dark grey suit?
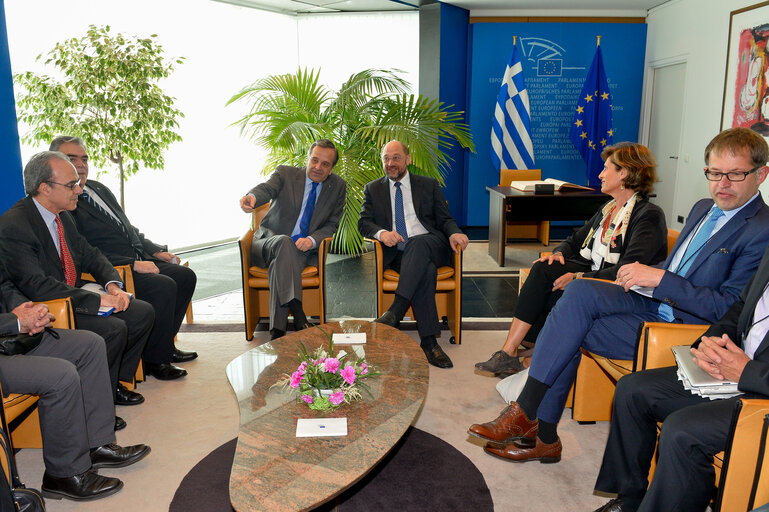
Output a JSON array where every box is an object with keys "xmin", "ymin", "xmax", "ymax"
[
  {"xmin": 595, "ymin": 242, "xmax": 769, "ymax": 512},
  {"xmin": 247, "ymin": 165, "xmax": 345, "ymax": 330},
  {"xmin": 0, "ymin": 269, "xmax": 114, "ymax": 478},
  {"xmin": 358, "ymin": 173, "xmax": 462, "ymax": 337}
]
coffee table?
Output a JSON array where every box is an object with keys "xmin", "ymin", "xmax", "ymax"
[{"xmin": 225, "ymin": 320, "xmax": 429, "ymax": 511}]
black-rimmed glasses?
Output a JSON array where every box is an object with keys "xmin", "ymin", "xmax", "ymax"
[
  {"xmin": 45, "ymin": 180, "xmax": 81, "ymax": 190},
  {"xmin": 703, "ymin": 166, "xmax": 761, "ymax": 182}
]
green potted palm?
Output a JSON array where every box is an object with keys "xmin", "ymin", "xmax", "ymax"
[{"xmin": 227, "ymin": 68, "xmax": 474, "ymax": 254}]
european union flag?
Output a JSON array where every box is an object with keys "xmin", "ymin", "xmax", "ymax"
[
  {"xmin": 537, "ymin": 59, "xmax": 562, "ymax": 77},
  {"xmin": 490, "ymin": 39, "xmax": 534, "ymax": 172},
  {"xmin": 569, "ymin": 46, "xmax": 613, "ymax": 187}
]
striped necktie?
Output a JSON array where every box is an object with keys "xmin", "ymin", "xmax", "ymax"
[
  {"xmin": 55, "ymin": 215, "xmax": 77, "ymax": 286},
  {"xmin": 80, "ymin": 190, "xmax": 127, "ymax": 235}
]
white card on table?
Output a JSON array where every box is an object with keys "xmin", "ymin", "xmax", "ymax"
[
  {"xmin": 332, "ymin": 333, "xmax": 366, "ymax": 344},
  {"xmin": 296, "ymin": 417, "xmax": 348, "ymax": 437}
]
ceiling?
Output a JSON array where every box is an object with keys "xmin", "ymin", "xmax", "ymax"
[{"xmin": 212, "ymin": 0, "xmax": 670, "ymax": 16}]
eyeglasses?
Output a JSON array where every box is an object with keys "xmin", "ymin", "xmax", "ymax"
[
  {"xmin": 704, "ymin": 166, "xmax": 761, "ymax": 182},
  {"xmin": 45, "ymin": 180, "xmax": 81, "ymax": 190}
]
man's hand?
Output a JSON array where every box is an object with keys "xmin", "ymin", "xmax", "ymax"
[
  {"xmin": 535, "ymin": 252, "xmax": 565, "ymax": 265},
  {"xmin": 691, "ymin": 334, "xmax": 750, "ymax": 382},
  {"xmin": 240, "ymin": 195, "xmax": 256, "ymax": 213},
  {"xmin": 552, "ymin": 272, "xmax": 575, "ymax": 291},
  {"xmin": 12, "ymin": 302, "xmax": 53, "ymax": 335},
  {"xmin": 133, "ymin": 261, "xmax": 160, "ymax": 274},
  {"xmin": 104, "ymin": 283, "xmax": 131, "ymax": 312},
  {"xmin": 153, "ymin": 251, "xmax": 180, "ymax": 264},
  {"xmin": 379, "ymin": 231, "xmax": 404, "ymax": 248},
  {"xmin": 449, "ymin": 233, "xmax": 469, "ymax": 253},
  {"xmin": 615, "ymin": 262, "xmax": 665, "ymax": 291},
  {"xmin": 294, "ymin": 237, "xmax": 313, "ymax": 252}
]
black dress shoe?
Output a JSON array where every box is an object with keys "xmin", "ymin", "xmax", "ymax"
[
  {"xmin": 114, "ymin": 416, "xmax": 126, "ymax": 431},
  {"xmin": 90, "ymin": 442, "xmax": 151, "ymax": 469},
  {"xmin": 594, "ymin": 498, "xmax": 625, "ymax": 512},
  {"xmin": 172, "ymin": 347, "xmax": 198, "ymax": 363},
  {"xmin": 115, "ymin": 384, "xmax": 144, "ymax": 406},
  {"xmin": 270, "ymin": 329, "xmax": 285, "ymax": 340},
  {"xmin": 42, "ymin": 469, "xmax": 123, "ymax": 501},
  {"xmin": 375, "ymin": 311, "xmax": 400, "ymax": 328},
  {"xmin": 144, "ymin": 362, "xmax": 187, "ymax": 380},
  {"xmin": 422, "ymin": 344, "xmax": 453, "ymax": 368}
]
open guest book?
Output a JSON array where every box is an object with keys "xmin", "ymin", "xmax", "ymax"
[{"xmin": 507, "ymin": 178, "xmax": 593, "ymax": 192}]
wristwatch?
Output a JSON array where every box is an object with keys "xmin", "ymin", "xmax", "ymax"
[{"xmin": 574, "ymin": 272, "xmax": 584, "ymax": 279}]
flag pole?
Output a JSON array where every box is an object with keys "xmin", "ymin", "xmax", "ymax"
[
  {"xmin": 513, "ymin": 35, "xmax": 517, "ymax": 45},
  {"xmin": 596, "ymin": 35, "xmax": 601, "ymax": 46}
]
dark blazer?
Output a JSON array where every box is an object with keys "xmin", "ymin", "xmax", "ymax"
[
  {"xmin": 652, "ymin": 195, "xmax": 769, "ymax": 325},
  {"xmin": 699, "ymin": 242, "xmax": 769, "ymax": 397},
  {"xmin": 0, "ymin": 196, "xmax": 121, "ymax": 315},
  {"xmin": 555, "ymin": 197, "xmax": 668, "ymax": 281},
  {"xmin": 71, "ymin": 180, "xmax": 165, "ymax": 266},
  {"xmin": 0, "ymin": 265, "xmax": 27, "ymax": 336},
  {"xmin": 248, "ymin": 166, "xmax": 346, "ymax": 254},
  {"xmin": 358, "ymin": 173, "xmax": 462, "ymax": 262}
]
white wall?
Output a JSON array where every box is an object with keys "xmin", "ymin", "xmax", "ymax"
[
  {"xmin": 5, "ymin": 1, "xmax": 418, "ymax": 250},
  {"xmin": 643, "ymin": 0, "xmax": 768, "ymax": 229}
]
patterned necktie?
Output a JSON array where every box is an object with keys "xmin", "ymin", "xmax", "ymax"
[
  {"xmin": 394, "ymin": 182, "xmax": 408, "ymax": 251},
  {"xmin": 658, "ymin": 207, "xmax": 725, "ymax": 321},
  {"xmin": 55, "ymin": 215, "xmax": 77, "ymax": 286},
  {"xmin": 80, "ymin": 190, "xmax": 127, "ymax": 235},
  {"xmin": 293, "ymin": 182, "xmax": 319, "ymax": 242}
]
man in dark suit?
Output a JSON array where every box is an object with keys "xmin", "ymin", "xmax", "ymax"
[
  {"xmin": 239, "ymin": 139, "xmax": 346, "ymax": 339},
  {"xmin": 592, "ymin": 243, "xmax": 769, "ymax": 512},
  {"xmin": 0, "ymin": 268, "xmax": 150, "ymax": 501},
  {"xmin": 358, "ymin": 140, "xmax": 469, "ymax": 369},
  {"xmin": 469, "ymin": 127, "xmax": 769, "ymax": 464},
  {"xmin": 0, "ymin": 151, "xmax": 154, "ymax": 406},
  {"xmin": 52, "ymin": 136, "xmax": 196, "ymax": 380}
]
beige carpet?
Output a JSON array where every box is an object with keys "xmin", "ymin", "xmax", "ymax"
[{"xmin": 15, "ymin": 329, "xmax": 612, "ymax": 511}]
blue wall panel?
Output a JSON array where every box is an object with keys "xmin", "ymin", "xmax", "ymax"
[
  {"xmin": 0, "ymin": 0, "xmax": 23, "ymax": 212},
  {"xmin": 466, "ymin": 22, "xmax": 647, "ymax": 226}
]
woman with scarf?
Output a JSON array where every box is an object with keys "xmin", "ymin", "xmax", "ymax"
[{"xmin": 476, "ymin": 142, "xmax": 668, "ymax": 377}]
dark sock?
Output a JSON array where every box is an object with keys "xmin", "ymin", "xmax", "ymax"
[
  {"xmin": 537, "ymin": 420, "xmax": 558, "ymax": 444},
  {"xmin": 270, "ymin": 329, "xmax": 285, "ymax": 340},
  {"xmin": 285, "ymin": 299, "xmax": 307, "ymax": 327},
  {"xmin": 516, "ymin": 376, "xmax": 549, "ymax": 421},
  {"xmin": 420, "ymin": 335, "xmax": 437, "ymax": 350},
  {"xmin": 388, "ymin": 294, "xmax": 410, "ymax": 321}
]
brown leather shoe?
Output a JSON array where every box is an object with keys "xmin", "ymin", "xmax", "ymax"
[
  {"xmin": 467, "ymin": 401, "xmax": 537, "ymax": 447},
  {"xmin": 483, "ymin": 436, "xmax": 562, "ymax": 463}
]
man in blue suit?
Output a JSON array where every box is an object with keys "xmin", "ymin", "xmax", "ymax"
[{"xmin": 468, "ymin": 127, "xmax": 769, "ymax": 464}]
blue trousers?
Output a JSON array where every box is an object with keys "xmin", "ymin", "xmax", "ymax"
[{"xmin": 528, "ymin": 279, "xmax": 667, "ymax": 424}]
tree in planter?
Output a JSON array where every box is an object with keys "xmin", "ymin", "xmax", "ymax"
[
  {"xmin": 14, "ymin": 24, "xmax": 184, "ymax": 210},
  {"xmin": 227, "ymin": 68, "xmax": 474, "ymax": 254}
]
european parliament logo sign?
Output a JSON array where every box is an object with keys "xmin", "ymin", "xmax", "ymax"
[{"xmin": 537, "ymin": 59, "xmax": 562, "ymax": 77}]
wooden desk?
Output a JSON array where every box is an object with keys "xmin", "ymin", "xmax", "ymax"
[
  {"xmin": 226, "ymin": 321, "xmax": 429, "ymax": 511},
  {"xmin": 486, "ymin": 186, "xmax": 609, "ymax": 266}
]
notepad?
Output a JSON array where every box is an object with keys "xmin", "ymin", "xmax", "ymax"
[
  {"xmin": 332, "ymin": 333, "xmax": 366, "ymax": 344},
  {"xmin": 295, "ymin": 418, "xmax": 347, "ymax": 437},
  {"xmin": 672, "ymin": 345, "xmax": 740, "ymax": 399}
]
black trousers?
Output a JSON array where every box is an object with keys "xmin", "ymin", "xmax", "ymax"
[
  {"xmin": 385, "ymin": 233, "xmax": 449, "ymax": 338},
  {"xmin": 132, "ymin": 261, "xmax": 196, "ymax": 364},
  {"xmin": 75, "ymin": 298, "xmax": 154, "ymax": 394},
  {"xmin": 594, "ymin": 367, "xmax": 737, "ymax": 512},
  {"xmin": 514, "ymin": 259, "xmax": 590, "ymax": 342}
]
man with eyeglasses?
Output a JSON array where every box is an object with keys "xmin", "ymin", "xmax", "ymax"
[
  {"xmin": 239, "ymin": 139, "xmax": 346, "ymax": 340},
  {"xmin": 53, "ymin": 136, "xmax": 196, "ymax": 381},
  {"xmin": 358, "ymin": 140, "xmax": 469, "ymax": 369},
  {"xmin": 0, "ymin": 151, "xmax": 154, "ymax": 411},
  {"xmin": 468, "ymin": 127, "xmax": 769, "ymax": 469}
]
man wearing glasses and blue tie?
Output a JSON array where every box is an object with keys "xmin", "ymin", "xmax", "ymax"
[
  {"xmin": 469, "ymin": 127, "xmax": 769, "ymax": 468},
  {"xmin": 239, "ymin": 139, "xmax": 346, "ymax": 340}
]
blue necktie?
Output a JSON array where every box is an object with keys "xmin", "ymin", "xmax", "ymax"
[
  {"xmin": 293, "ymin": 182, "xmax": 318, "ymax": 242},
  {"xmin": 658, "ymin": 206, "xmax": 724, "ymax": 321},
  {"xmin": 394, "ymin": 182, "xmax": 408, "ymax": 251}
]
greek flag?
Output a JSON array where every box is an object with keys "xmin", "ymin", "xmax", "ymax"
[{"xmin": 490, "ymin": 40, "xmax": 534, "ymax": 171}]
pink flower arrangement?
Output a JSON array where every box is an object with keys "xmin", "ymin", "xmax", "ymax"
[
  {"xmin": 329, "ymin": 392, "xmax": 345, "ymax": 405},
  {"xmin": 324, "ymin": 357, "xmax": 340, "ymax": 373},
  {"xmin": 340, "ymin": 365, "xmax": 356, "ymax": 385}
]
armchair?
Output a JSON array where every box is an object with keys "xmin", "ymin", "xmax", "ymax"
[
  {"xmin": 239, "ymin": 204, "xmax": 328, "ymax": 341},
  {"xmin": 370, "ymin": 239, "xmax": 462, "ymax": 344}
]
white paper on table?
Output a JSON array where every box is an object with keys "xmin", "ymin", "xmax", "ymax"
[
  {"xmin": 296, "ymin": 418, "xmax": 348, "ymax": 437},
  {"xmin": 332, "ymin": 332, "xmax": 366, "ymax": 344}
]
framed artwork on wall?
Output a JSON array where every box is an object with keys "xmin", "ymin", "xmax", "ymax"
[{"xmin": 721, "ymin": 1, "xmax": 769, "ymax": 137}]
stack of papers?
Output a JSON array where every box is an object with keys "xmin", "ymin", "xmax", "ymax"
[{"xmin": 672, "ymin": 345, "xmax": 741, "ymax": 400}]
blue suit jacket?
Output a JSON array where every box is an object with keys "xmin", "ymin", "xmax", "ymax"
[{"xmin": 653, "ymin": 195, "xmax": 769, "ymax": 324}]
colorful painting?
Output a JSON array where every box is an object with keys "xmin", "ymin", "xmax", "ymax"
[{"xmin": 722, "ymin": 2, "xmax": 769, "ymax": 137}]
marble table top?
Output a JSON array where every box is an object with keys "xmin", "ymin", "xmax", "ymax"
[{"xmin": 226, "ymin": 320, "xmax": 429, "ymax": 512}]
